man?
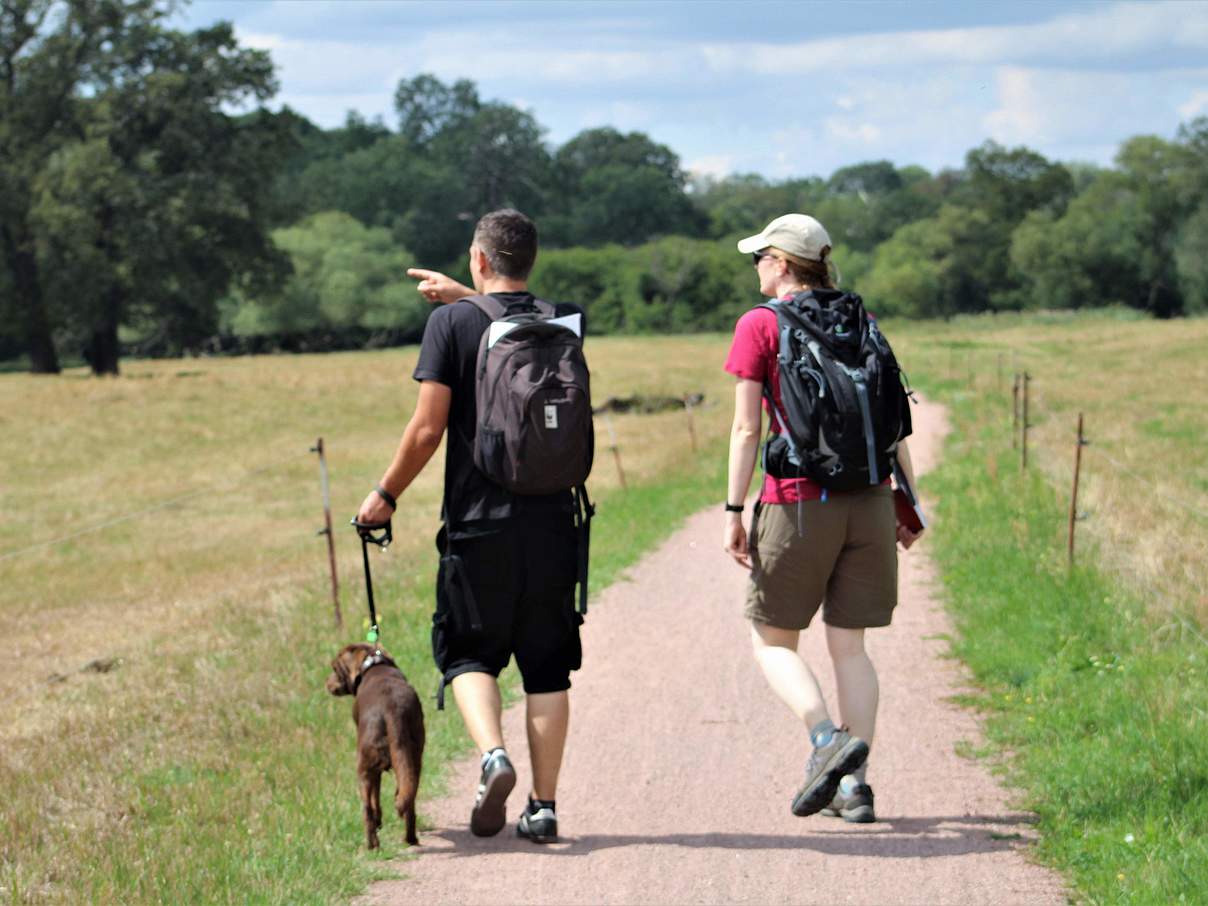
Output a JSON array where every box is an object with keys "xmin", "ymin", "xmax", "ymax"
[{"xmin": 356, "ymin": 209, "xmax": 585, "ymax": 845}]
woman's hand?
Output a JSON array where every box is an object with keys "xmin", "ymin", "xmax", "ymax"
[
  {"xmin": 896, "ymin": 524, "xmax": 923, "ymax": 550},
  {"xmin": 724, "ymin": 514, "xmax": 751, "ymax": 570},
  {"xmin": 407, "ymin": 267, "xmax": 472, "ymax": 305}
]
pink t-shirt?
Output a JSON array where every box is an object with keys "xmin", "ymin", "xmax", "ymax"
[{"xmin": 724, "ymin": 301, "xmax": 824, "ymax": 505}]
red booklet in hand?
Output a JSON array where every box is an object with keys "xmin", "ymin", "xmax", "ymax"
[
  {"xmin": 894, "ymin": 487, "xmax": 926, "ymax": 533},
  {"xmin": 892, "ymin": 462, "xmax": 927, "ymax": 534}
]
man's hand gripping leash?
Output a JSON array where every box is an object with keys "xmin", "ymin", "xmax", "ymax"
[{"xmin": 350, "ymin": 516, "xmax": 392, "ymax": 647}]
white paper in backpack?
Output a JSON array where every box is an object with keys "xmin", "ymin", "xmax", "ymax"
[
  {"xmin": 486, "ymin": 320, "xmax": 520, "ymax": 348},
  {"xmin": 486, "ymin": 312, "xmax": 582, "ymax": 350},
  {"xmin": 549, "ymin": 313, "xmax": 582, "ymax": 337}
]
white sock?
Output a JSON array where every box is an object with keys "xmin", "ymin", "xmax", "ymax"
[{"xmin": 839, "ymin": 763, "xmax": 868, "ymax": 795}]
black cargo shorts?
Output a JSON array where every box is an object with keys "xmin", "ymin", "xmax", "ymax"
[{"xmin": 432, "ymin": 515, "xmax": 582, "ymax": 705}]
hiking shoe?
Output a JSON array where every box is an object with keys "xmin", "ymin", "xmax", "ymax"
[
  {"xmin": 470, "ymin": 748, "xmax": 516, "ymax": 837},
  {"xmin": 516, "ymin": 796, "xmax": 558, "ymax": 844},
  {"xmin": 790, "ymin": 728, "xmax": 869, "ymax": 817},
  {"xmin": 820, "ymin": 782, "xmax": 876, "ymax": 823}
]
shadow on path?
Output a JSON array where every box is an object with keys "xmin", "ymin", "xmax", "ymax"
[{"xmin": 417, "ymin": 814, "xmax": 1040, "ymax": 861}]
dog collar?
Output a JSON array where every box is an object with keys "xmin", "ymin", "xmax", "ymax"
[{"xmin": 351, "ymin": 652, "xmax": 396, "ymax": 695}]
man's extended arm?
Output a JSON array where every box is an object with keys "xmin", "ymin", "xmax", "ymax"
[
  {"xmin": 356, "ymin": 381, "xmax": 453, "ymax": 525},
  {"xmin": 408, "ymin": 268, "xmax": 473, "ymax": 305}
]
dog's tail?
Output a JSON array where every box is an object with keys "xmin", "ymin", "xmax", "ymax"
[{"xmin": 387, "ymin": 708, "xmax": 424, "ymax": 846}]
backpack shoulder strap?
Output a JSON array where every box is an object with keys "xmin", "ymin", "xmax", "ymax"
[
  {"xmin": 462, "ymin": 293, "xmax": 557, "ymax": 321},
  {"xmin": 460, "ymin": 294, "xmax": 508, "ymax": 321}
]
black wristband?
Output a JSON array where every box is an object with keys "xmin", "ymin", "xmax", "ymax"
[
  {"xmin": 724, "ymin": 503, "xmax": 744, "ymax": 513},
  {"xmin": 374, "ymin": 484, "xmax": 397, "ymax": 510}
]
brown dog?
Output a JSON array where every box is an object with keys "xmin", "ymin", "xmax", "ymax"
[{"xmin": 327, "ymin": 643, "xmax": 425, "ymax": 848}]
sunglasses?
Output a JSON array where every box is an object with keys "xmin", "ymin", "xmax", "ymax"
[{"xmin": 752, "ymin": 251, "xmax": 777, "ymax": 267}]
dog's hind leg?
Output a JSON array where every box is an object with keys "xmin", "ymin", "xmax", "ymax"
[
  {"xmin": 389, "ymin": 733, "xmax": 421, "ymax": 846},
  {"xmin": 360, "ymin": 768, "xmax": 383, "ymax": 849}
]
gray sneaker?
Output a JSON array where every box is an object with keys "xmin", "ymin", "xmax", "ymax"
[
  {"xmin": 791, "ymin": 729, "xmax": 869, "ymax": 817},
  {"xmin": 470, "ymin": 748, "xmax": 516, "ymax": 836},
  {"xmin": 516, "ymin": 796, "xmax": 558, "ymax": 844},
  {"xmin": 820, "ymin": 782, "xmax": 876, "ymax": 823}
]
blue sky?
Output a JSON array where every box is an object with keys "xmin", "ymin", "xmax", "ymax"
[{"xmin": 177, "ymin": 0, "xmax": 1208, "ymax": 180}]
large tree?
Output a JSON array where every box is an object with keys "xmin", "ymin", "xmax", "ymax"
[
  {"xmin": 1, "ymin": 0, "xmax": 159, "ymax": 372},
  {"xmin": 2, "ymin": 2, "xmax": 287, "ymax": 374},
  {"xmin": 39, "ymin": 23, "xmax": 289, "ymax": 373},
  {"xmin": 1011, "ymin": 121, "xmax": 1208, "ymax": 317},
  {"xmin": 548, "ymin": 127, "xmax": 706, "ymax": 246}
]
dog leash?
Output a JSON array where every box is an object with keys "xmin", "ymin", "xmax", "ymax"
[{"xmin": 350, "ymin": 518, "xmax": 392, "ymax": 649}]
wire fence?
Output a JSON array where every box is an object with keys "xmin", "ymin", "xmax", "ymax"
[
  {"xmin": 0, "ymin": 447, "xmax": 314, "ymax": 564},
  {"xmin": 996, "ymin": 361, "xmax": 1208, "ymax": 645},
  {"xmin": 1082, "ymin": 444, "xmax": 1208, "ymax": 522}
]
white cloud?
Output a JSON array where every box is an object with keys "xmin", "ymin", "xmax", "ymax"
[
  {"xmin": 824, "ymin": 119, "xmax": 881, "ymax": 144},
  {"xmin": 1179, "ymin": 90, "xmax": 1208, "ymax": 119},
  {"xmin": 984, "ymin": 65, "xmax": 1208, "ymax": 147},
  {"xmin": 221, "ymin": 1, "xmax": 1208, "ymax": 176},
  {"xmin": 685, "ymin": 155, "xmax": 737, "ymax": 179},
  {"xmin": 697, "ymin": 1, "xmax": 1208, "ymax": 77},
  {"xmin": 572, "ymin": 101, "xmax": 655, "ymax": 132}
]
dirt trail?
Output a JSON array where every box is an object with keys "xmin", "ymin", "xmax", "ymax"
[{"xmin": 363, "ymin": 398, "xmax": 1066, "ymax": 906}]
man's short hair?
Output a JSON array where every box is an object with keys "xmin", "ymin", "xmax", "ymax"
[{"xmin": 472, "ymin": 209, "xmax": 538, "ymax": 279}]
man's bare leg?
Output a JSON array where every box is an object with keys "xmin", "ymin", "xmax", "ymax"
[
  {"xmin": 453, "ymin": 671, "xmax": 517, "ymax": 836},
  {"xmin": 526, "ymin": 690, "xmax": 569, "ymax": 801},
  {"xmin": 451, "ymin": 671, "xmax": 505, "ymax": 753}
]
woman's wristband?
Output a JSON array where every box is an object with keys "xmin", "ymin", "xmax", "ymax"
[
  {"xmin": 374, "ymin": 484, "xmax": 397, "ymax": 510},
  {"xmin": 724, "ymin": 503, "xmax": 744, "ymax": 513}
]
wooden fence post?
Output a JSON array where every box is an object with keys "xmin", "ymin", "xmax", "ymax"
[
  {"xmin": 603, "ymin": 414, "xmax": 627, "ymax": 490},
  {"xmin": 1067, "ymin": 413, "xmax": 1087, "ymax": 569},
  {"xmin": 684, "ymin": 394, "xmax": 698, "ymax": 453},
  {"xmin": 311, "ymin": 437, "xmax": 342, "ymax": 627},
  {"xmin": 1012, "ymin": 373, "xmax": 1020, "ymax": 449},
  {"xmin": 1021, "ymin": 372, "xmax": 1032, "ymax": 471}
]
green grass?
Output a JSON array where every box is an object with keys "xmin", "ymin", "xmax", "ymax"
[
  {"xmin": 7, "ymin": 311, "xmax": 1205, "ymax": 903},
  {"xmin": 0, "ymin": 333, "xmax": 736, "ymax": 904},
  {"xmin": 1, "ymin": 438, "xmax": 727, "ymax": 906},
  {"xmin": 914, "ymin": 358, "xmax": 1208, "ymax": 905}
]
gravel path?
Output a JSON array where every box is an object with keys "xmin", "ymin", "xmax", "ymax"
[{"xmin": 362, "ymin": 398, "xmax": 1067, "ymax": 906}]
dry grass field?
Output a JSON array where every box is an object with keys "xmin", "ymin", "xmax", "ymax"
[
  {"xmin": 887, "ymin": 309, "xmax": 1208, "ymax": 629},
  {"xmin": 1, "ymin": 311, "xmax": 1202, "ymax": 902},
  {"xmin": 0, "ymin": 334, "xmax": 733, "ymax": 903}
]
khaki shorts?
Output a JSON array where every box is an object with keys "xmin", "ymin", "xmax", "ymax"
[{"xmin": 745, "ymin": 486, "xmax": 898, "ymax": 630}]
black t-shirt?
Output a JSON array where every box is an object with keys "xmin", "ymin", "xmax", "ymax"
[{"xmin": 413, "ymin": 292, "xmax": 585, "ymax": 534}]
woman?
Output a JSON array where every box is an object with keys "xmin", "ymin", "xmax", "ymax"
[{"xmin": 722, "ymin": 213, "xmax": 920, "ymax": 823}]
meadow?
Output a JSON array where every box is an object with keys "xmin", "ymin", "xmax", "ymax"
[
  {"xmin": 890, "ymin": 310, "xmax": 1208, "ymax": 905},
  {"xmin": 0, "ymin": 335, "xmax": 734, "ymax": 903},
  {"xmin": 890, "ymin": 309, "xmax": 1207, "ymax": 626},
  {"xmin": 1, "ymin": 312, "xmax": 1204, "ymax": 903}
]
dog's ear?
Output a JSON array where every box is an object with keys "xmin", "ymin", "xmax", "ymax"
[{"xmin": 326, "ymin": 648, "xmax": 355, "ymax": 696}]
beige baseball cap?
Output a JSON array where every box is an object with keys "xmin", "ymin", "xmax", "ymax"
[{"xmin": 736, "ymin": 213, "xmax": 832, "ymax": 263}]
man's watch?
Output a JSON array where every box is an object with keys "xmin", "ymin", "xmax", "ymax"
[{"xmin": 724, "ymin": 503, "xmax": 744, "ymax": 513}]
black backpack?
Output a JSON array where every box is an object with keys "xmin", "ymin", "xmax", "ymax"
[
  {"xmin": 464, "ymin": 294, "xmax": 594, "ymax": 495},
  {"xmin": 758, "ymin": 289, "xmax": 911, "ymax": 491}
]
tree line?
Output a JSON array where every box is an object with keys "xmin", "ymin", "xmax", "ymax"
[{"xmin": 4, "ymin": 2, "xmax": 1207, "ymax": 375}]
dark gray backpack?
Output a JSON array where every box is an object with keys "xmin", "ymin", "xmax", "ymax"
[
  {"xmin": 464, "ymin": 294, "xmax": 594, "ymax": 495},
  {"xmin": 758, "ymin": 289, "xmax": 912, "ymax": 491}
]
